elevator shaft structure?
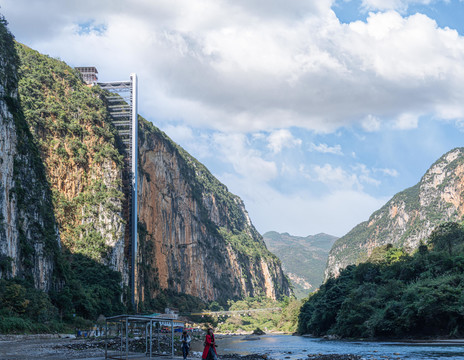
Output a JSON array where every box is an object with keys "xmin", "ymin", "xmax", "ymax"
[{"xmin": 98, "ymin": 75, "xmax": 138, "ymax": 307}]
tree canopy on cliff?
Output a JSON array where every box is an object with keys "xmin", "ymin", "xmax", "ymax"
[{"xmin": 299, "ymin": 222, "xmax": 464, "ymax": 338}]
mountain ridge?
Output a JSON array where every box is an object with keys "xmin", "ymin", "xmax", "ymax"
[
  {"xmin": 263, "ymin": 231, "xmax": 337, "ymax": 298},
  {"xmin": 325, "ymin": 147, "xmax": 464, "ymax": 279}
]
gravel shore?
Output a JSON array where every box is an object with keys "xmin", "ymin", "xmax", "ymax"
[{"xmin": 0, "ymin": 335, "xmax": 395, "ymax": 360}]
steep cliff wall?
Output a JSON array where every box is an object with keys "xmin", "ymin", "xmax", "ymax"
[
  {"xmin": 0, "ymin": 18, "xmax": 59, "ymax": 290},
  {"xmin": 15, "ymin": 44, "xmax": 128, "ymax": 280},
  {"xmin": 12, "ymin": 39, "xmax": 290, "ymax": 303},
  {"xmin": 326, "ymin": 148, "xmax": 464, "ymax": 279},
  {"xmin": 137, "ymin": 119, "xmax": 292, "ymax": 302}
]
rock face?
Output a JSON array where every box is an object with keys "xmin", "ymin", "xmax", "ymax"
[
  {"xmin": 15, "ymin": 44, "xmax": 128, "ymax": 282},
  {"xmin": 2, "ymin": 28, "xmax": 291, "ymax": 303},
  {"xmin": 263, "ymin": 232, "xmax": 337, "ymax": 299},
  {"xmin": 325, "ymin": 148, "xmax": 464, "ymax": 279},
  {"xmin": 0, "ymin": 20, "xmax": 59, "ymax": 290},
  {"xmin": 137, "ymin": 119, "xmax": 292, "ymax": 302}
]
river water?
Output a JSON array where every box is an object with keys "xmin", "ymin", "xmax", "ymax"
[{"xmin": 202, "ymin": 334, "xmax": 464, "ymax": 360}]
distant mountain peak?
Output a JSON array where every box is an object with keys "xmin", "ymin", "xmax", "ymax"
[{"xmin": 263, "ymin": 231, "xmax": 338, "ymax": 299}]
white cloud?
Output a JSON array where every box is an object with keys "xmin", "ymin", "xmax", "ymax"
[
  {"xmin": 375, "ymin": 168, "xmax": 400, "ymax": 177},
  {"xmin": 309, "ymin": 143, "xmax": 343, "ymax": 155},
  {"xmin": 213, "ymin": 132, "xmax": 278, "ymax": 182},
  {"xmin": 0, "ymin": 0, "xmax": 459, "ymax": 238},
  {"xmin": 393, "ymin": 113, "xmax": 419, "ymax": 129},
  {"xmin": 361, "ymin": 115, "xmax": 382, "ymax": 132},
  {"xmin": 312, "ymin": 164, "xmax": 360, "ymax": 189},
  {"xmin": 352, "ymin": 163, "xmax": 381, "ymax": 186},
  {"xmin": 2, "ymin": 1, "xmax": 464, "ymax": 133},
  {"xmin": 267, "ymin": 129, "xmax": 302, "ymax": 154},
  {"xmin": 219, "ymin": 172, "xmax": 388, "ymax": 237},
  {"xmin": 309, "ymin": 163, "xmax": 383, "ymax": 189},
  {"xmin": 161, "ymin": 124, "xmax": 194, "ymax": 143}
]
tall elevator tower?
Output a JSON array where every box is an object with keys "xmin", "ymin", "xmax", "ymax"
[
  {"xmin": 98, "ymin": 75, "xmax": 138, "ymax": 307},
  {"xmin": 76, "ymin": 68, "xmax": 138, "ymax": 307}
]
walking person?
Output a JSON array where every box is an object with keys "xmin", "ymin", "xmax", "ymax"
[
  {"xmin": 202, "ymin": 328, "xmax": 218, "ymax": 360},
  {"xmin": 181, "ymin": 330, "xmax": 191, "ymax": 360}
]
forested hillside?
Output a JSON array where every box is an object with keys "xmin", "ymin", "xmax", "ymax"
[
  {"xmin": 299, "ymin": 222, "xmax": 464, "ymax": 339},
  {"xmin": 326, "ymin": 148, "xmax": 464, "ymax": 279},
  {"xmin": 263, "ymin": 232, "xmax": 337, "ymax": 298}
]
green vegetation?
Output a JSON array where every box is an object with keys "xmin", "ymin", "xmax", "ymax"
[
  {"xmin": 139, "ymin": 289, "xmax": 207, "ymax": 315},
  {"xmin": 299, "ymin": 222, "xmax": 464, "ymax": 338},
  {"xmin": 1, "ymin": 16, "xmax": 60, "ymax": 277},
  {"xmin": 220, "ymin": 228, "xmax": 277, "ymax": 262},
  {"xmin": 0, "ymin": 19, "xmax": 127, "ymax": 333},
  {"xmin": 328, "ymin": 148, "xmax": 464, "ymax": 277},
  {"xmin": 0, "ymin": 252, "xmax": 125, "ymax": 333},
  {"xmin": 214, "ymin": 296, "xmax": 301, "ymax": 333},
  {"xmin": 263, "ymin": 232, "xmax": 338, "ymax": 299},
  {"xmin": 0, "ymin": 279, "xmax": 63, "ymax": 333},
  {"xmin": 16, "ymin": 43, "xmax": 125, "ymax": 262}
]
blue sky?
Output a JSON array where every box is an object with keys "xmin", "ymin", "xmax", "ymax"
[{"xmin": 1, "ymin": 0, "xmax": 464, "ymax": 236}]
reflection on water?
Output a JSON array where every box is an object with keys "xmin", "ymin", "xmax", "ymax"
[{"xmin": 197, "ymin": 335, "xmax": 464, "ymax": 360}]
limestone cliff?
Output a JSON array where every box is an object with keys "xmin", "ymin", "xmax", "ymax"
[
  {"xmin": 0, "ymin": 18, "xmax": 59, "ymax": 290},
  {"xmin": 326, "ymin": 148, "xmax": 464, "ymax": 279},
  {"xmin": 15, "ymin": 44, "xmax": 127, "ymax": 282},
  {"xmin": 7, "ymin": 33, "xmax": 290, "ymax": 303},
  {"xmin": 137, "ymin": 119, "xmax": 292, "ymax": 302}
]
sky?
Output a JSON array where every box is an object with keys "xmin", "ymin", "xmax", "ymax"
[{"xmin": 1, "ymin": 0, "xmax": 464, "ymax": 237}]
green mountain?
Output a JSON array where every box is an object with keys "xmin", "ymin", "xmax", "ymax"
[
  {"xmin": 299, "ymin": 222, "xmax": 464, "ymax": 339},
  {"xmin": 263, "ymin": 231, "xmax": 338, "ymax": 298},
  {"xmin": 326, "ymin": 148, "xmax": 464, "ymax": 279}
]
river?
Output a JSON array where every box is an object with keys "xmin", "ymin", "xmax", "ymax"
[{"xmin": 194, "ymin": 334, "xmax": 464, "ymax": 360}]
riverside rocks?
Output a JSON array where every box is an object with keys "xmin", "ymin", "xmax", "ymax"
[
  {"xmin": 222, "ymin": 355, "xmax": 270, "ymax": 360},
  {"xmin": 307, "ymin": 355, "xmax": 362, "ymax": 360}
]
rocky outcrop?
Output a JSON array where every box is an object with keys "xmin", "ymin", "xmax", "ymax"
[
  {"xmin": 137, "ymin": 119, "xmax": 292, "ymax": 302},
  {"xmin": 325, "ymin": 148, "xmax": 464, "ymax": 279},
  {"xmin": 0, "ymin": 19, "xmax": 59, "ymax": 290},
  {"xmin": 15, "ymin": 44, "xmax": 127, "ymax": 282}
]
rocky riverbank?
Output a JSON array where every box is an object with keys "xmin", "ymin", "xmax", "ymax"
[{"xmin": 0, "ymin": 335, "xmax": 369, "ymax": 360}]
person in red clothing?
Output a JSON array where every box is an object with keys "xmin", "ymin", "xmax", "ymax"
[{"xmin": 202, "ymin": 328, "xmax": 218, "ymax": 360}]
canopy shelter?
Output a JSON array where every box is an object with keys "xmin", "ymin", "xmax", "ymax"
[{"xmin": 105, "ymin": 314, "xmax": 184, "ymax": 359}]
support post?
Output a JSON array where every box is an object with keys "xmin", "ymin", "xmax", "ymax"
[
  {"xmin": 171, "ymin": 320, "xmax": 174, "ymax": 357},
  {"xmin": 126, "ymin": 318, "xmax": 129, "ymax": 360},
  {"xmin": 130, "ymin": 73, "xmax": 138, "ymax": 308},
  {"xmin": 120, "ymin": 322, "xmax": 123, "ymax": 357},
  {"xmin": 105, "ymin": 321, "xmax": 108, "ymax": 359},
  {"xmin": 150, "ymin": 321, "xmax": 153, "ymax": 359},
  {"xmin": 145, "ymin": 323, "xmax": 148, "ymax": 356}
]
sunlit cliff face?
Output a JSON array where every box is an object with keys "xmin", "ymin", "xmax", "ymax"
[
  {"xmin": 326, "ymin": 148, "xmax": 464, "ymax": 280},
  {"xmin": 136, "ymin": 119, "xmax": 292, "ymax": 302}
]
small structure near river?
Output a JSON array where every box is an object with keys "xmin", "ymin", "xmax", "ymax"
[{"xmin": 105, "ymin": 314, "xmax": 184, "ymax": 359}]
